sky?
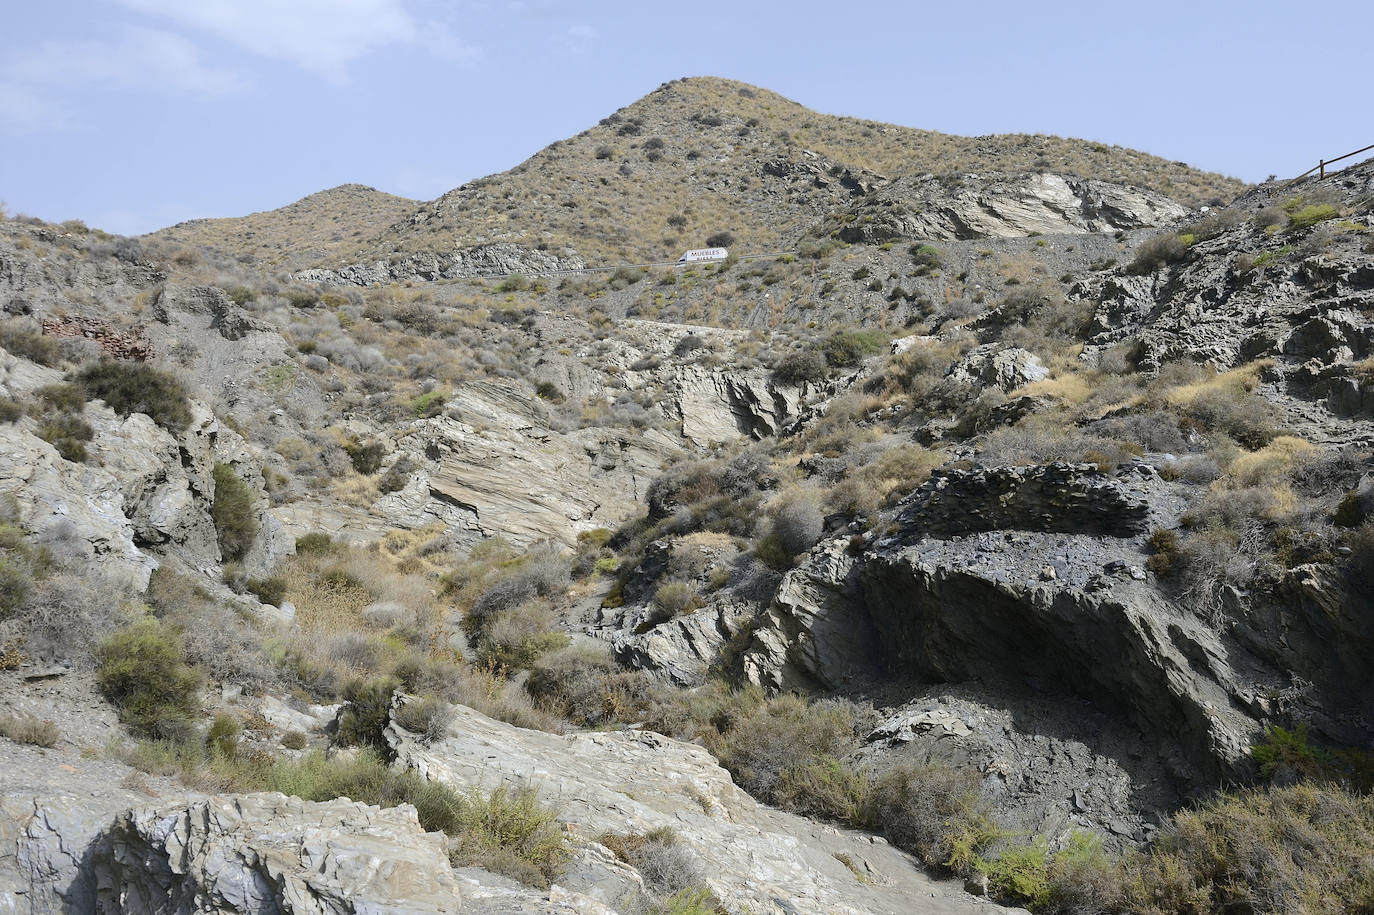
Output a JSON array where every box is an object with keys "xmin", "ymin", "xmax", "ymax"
[{"xmin": 2, "ymin": 1, "xmax": 1370, "ymax": 236}]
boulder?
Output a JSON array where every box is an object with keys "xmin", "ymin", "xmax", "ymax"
[{"xmin": 945, "ymin": 344, "xmax": 1049, "ymax": 392}]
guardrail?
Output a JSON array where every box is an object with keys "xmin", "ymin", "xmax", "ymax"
[
  {"xmin": 1280, "ymin": 142, "xmax": 1374, "ymax": 189},
  {"xmin": 461, "ymin": 250, "xmax": 797, "ymax": 282}
]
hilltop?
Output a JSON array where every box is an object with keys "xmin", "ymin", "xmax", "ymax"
[
  {"xmin": 149, "ymin": 77, "xmax": 1247, "ymax": 268},
  {"xmin": 148, "ymin": 184, "xmax": 418, "ymax": 270}
]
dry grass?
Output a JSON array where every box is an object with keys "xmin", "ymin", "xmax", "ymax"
[{"xmin": 0, "ymin": 712, "xmax": 60, "ymax": 747}]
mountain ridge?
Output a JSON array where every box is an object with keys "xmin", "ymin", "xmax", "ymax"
[{"xmin": 146, "ymin": 76, "xmax": 1248, "ymax": 269}]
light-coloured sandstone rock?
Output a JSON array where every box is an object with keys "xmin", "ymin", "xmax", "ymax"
[{"xmin": 388, "ymin": 701, "xmax": 1002, "ymax": 915}]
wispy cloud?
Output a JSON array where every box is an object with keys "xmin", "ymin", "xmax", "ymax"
[
  {"xmin": 554, "ymin": 23, "xmax": 599, "ymax": 54},
  {"xmin": 0, "ymin": 27, "xmax": 242, "ymax": 132},
  {"xmin": 115, "ymin": 0, "xmax": 477, "ymax": 81}
]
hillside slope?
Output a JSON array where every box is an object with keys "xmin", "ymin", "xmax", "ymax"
[
  {"xmin": 147, "ymin": 184, "xmax": 418, "ymax": 269},
  {"xmin": 375, "ymin": 77, "xmax": 1246, "ymax": 265},
  {"xmin": 149, "ymin": 77, "xmax": 1247, "ymax": 270}
]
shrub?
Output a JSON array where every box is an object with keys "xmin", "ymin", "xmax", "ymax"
[
  {"xmin": 909, "ymin": 243, "xmax": 942, "ymax": 272},
  {"xmin": 281, "ymin": 730, "xmax": 308, "ymax": 750},
  {"xmin": 821, "ymin": 329, "xmax": 887, "ymax": 368},
  {"xmin": 211, "ymin": 463, "xmax": 258, "ymax": 561},
  {"xmin": 0, "ymin": 324, "xmax": 61, "ymax": 366},
  {"xmin": 704, "ymin": 231, "xmax": 735, "ymax": 248},
  {"xmin": 76, "ymin": 360, "xmax": 192, "ymax": 432},
  {"xmin": 652, "ymin": 580, "xmax": 698, "ymax": 616},
  {"xmin": 205, "ymin": 712, "xmax": 242, "ymax": 757},
  {"xmin": 334, "ymin": 677, "xmax": 398, "ymax": 754},
  {"xmin": 393, "ymin": 695, "xmax": 453, "ymax": 744},
  {"xmin": 775, "ymin": 755, "xmax": 871, "ymax": 823},
  {"xmin": 1125, "ymin": 783, "xmax": 1374, "ymax": 915},
  {"xmin": 600, "ymin": 826, "xmax": 701, "ymax": 897},
  {"xmin": 715, "ymin": 695, "xmax": 860, "ymax": 806},
  {"xmin": 772, "ymin": 349, "xmax": 828, "ymax": 385},
  {"xmin": 36, "ymin": 382, "xmax": 87, "ymax": 412},
  {"xmin": 447, "ymin": 783, "xmax": 570, "ymax": 887},
  {"xmin": 866, "ymin": 762, "xmax": 1002, "ymax": 875},
  {"xmin": 984, "ymin": 839, "xmax": 1051, "ymax": 909},
  {"xmin": 1146, "ymin": 528, "xmax": 1181, "ymax": 577},
  {"xmin": 1128, "ymin": 233, "xmax": 1188, "ymax": 274},
  {"xmin": 245, "ymin": 576, "xmax": 287, "ymax": 606},
  {"xmin": 36, "ymin": 412, "xmax": 92, "ymax": 463},
  {"xmin": 295, "ymin": 532, "xmax": 335, "ymax": 554},
  {"xmin": 594, "ymin": 145, "xmax": 614, "ymax": 159},
  {"xmin": 0, "ymin": 558, "xmax": 32, "ymax": 619},
  {"xmin": 0, "ymin": 397, "xmax": 20, "ymax": 423},
  {"xmin": 0, "ymin": 712, "xmax": 60, "ymax": 747},
  {"xmin": 770, "ymin": 492, "xmax": 825, "ymax": 558},
  {"xmin": 343, "ymin": 439, "xmax": 386, "ymax": 475},
  {"xmin": 474, "ymin": 603, "xmax": 568, "ymax": 670},
  {"xmin": 1287, "ymin": 203, "xmax": 1339, "ymax": 231},
  {"xmin": 96, "ymin": 618, "xmax": 202, "ymax": 740}
]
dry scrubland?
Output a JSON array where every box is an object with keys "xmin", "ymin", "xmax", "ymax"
[
  {"xmin": 2, "ymin": 97, "xmax": 1374, "ymax": 915},
  {"xmin": 147, "ymin": 77, "xmax": 1246, "ymax": 268}
]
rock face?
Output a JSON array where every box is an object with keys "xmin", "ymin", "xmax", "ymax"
[
  {"xmin": 826, "ymin": 172, "xmax": 1188, "ymax": 244},
  {"xmin": 373, "ymin": 381, "xmax": 681, "ymax": 550},
  {"xmin": 1074, "ymin": 162, "xmax": 1374, "ymax": 444},
  {"xmin": 944, "ymin": 344, "xmax": 1049, "ymax": 392},
  {"xmin": 742, "ymin": 462, "xmax": 1270, "ymax": 791},
  {"xmin": 898, "ymin": 463, "xmax": 1154, "ymax": 538},
  {"xmin": 91, "ymin": 793, "xmax": 464, "ymax": 914},
  {"xmin": 388, "ymin": 702, "xmax": 1004, "ymax": 915},
  {"xmin": 667, "ymin": 365, "xmax": 803, "ymax": 445},
  {"xmin": 295, "ymin": 244, "xmax": 586, "ymax": 286}
]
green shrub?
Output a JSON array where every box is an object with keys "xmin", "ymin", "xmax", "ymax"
[
  {"xmin": 409, "ymin": 390, "xmax": 448, "ymax": 418},
  {"xmin": 281, "ymin": 729, "xmax": 308, "ymax": 750},
  {"xmin": 76, "ymin": 360, "xmax": 192, "ymax": 432},
  {"xmin": 984, "ymin": 840, "xmax": 1051, "ymax": 909},
  {"xmin": 96, "ymin": 618, "xmax": 202, "ymax": 740},
  {"xmin": 1287, "ymin": 203, "xmax": 1339, "ymax": 231},
  {"xmin": 211, "ymin": 463, "xmax": 258, "ymax": 561},
  {"xmin": 909, "ymin": 243, "xmax": 943, "ymax": 273},
  {"xmin": 1126, "ymin": 783, "xmax": 1374, "ymax": 915},
  {"xmin": 37, "ymin": 383, "xmax": 87, "ymax": 412},
  {"xmin": 715, "ymin": 694, "xmax": 860, "ymax": 806},
  {"xmin": 775, "ymin": 755, "xmax": 871, "ymax": 823},
  {"xmin": 245, "ymin": 576, "xmax": 287, "ymax": 606},
  {"xmin": 205, "ymin": 712, "xmax": 242, "ymax": 757},
  {"xmin": 334, "ymin": 677, "xmax": 398, "ymax": 754},
  {"xmin": 1046, "ymin": 830, "xmax": 1127, "ymax": 913}
]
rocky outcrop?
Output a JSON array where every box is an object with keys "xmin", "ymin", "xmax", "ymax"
[
  {"xmin": 667, "ymin": 365, "xmax": 803, "ymax": 445},
  {"xmin": 374, "ymin": 381, "xmax": 681, "ymax": 550},
  {"xmin": 295, "ymin": 244, "xmax": 586, "ymax": 286},
  {"xmin": 91, "ymin": 793, "xmax": 464, "ymax": 914},
  {"xmin": 897, "ymin": 463, "xmax": 1154, "ymax": 538},
  {"xmin": 388, "ymin": 701, "xmax": 1005, "ymax": 915},
  {"xmin": 944, "ymin": 344, "xmax": 1049, "ymax": 392},
  {"xmin": 827, "ymin": 173, "xmax": 1187, "ymax": 244}
]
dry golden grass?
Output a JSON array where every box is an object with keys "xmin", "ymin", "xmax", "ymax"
[
  {"xmin": 1162, "ymin": 360, "xmax": 1269, "ymax": 407},
  {"xmin": 1226, "ymin": 436, "xmax": 1315, "ymax": 486}
]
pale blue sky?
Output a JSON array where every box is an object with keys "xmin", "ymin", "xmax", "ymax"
[{"xmin": 2, "ymin": 1, "xmax": 1369, "ymax": 236}]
